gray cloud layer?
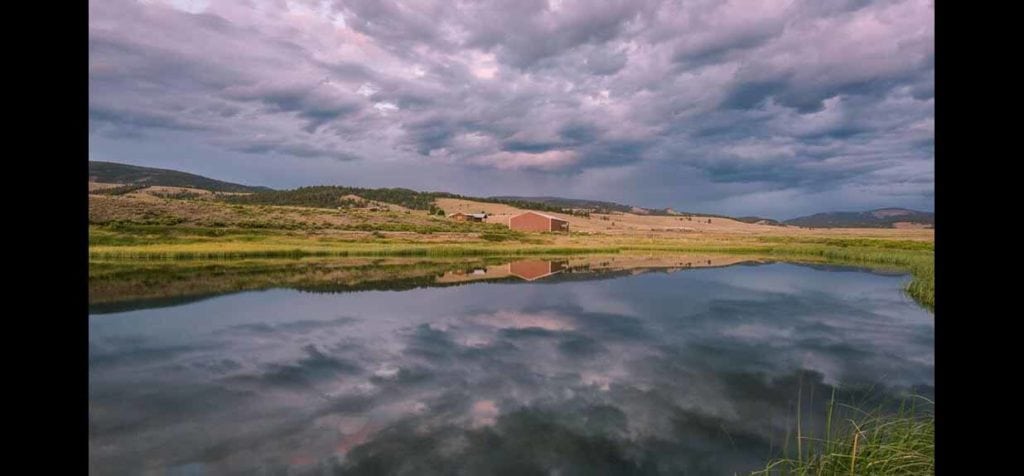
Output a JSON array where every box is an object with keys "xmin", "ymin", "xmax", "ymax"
[{"xmin": 89, "ymin": 0, "xmax": 933, "ymax": 218}]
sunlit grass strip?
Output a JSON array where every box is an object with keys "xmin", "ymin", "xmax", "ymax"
[
  {"xmin": 88, "ymin": 245, "xmax": 626, "ymax": 260},
  {"xmin": 89, "ymin": 229, "xmax": 933, "ymax": 310},
  {"xmin": 754, "ymin": 394, "xmax": 934, "ymax": 476}
]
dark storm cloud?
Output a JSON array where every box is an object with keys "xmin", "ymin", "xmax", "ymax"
[
  {"xmin": 558, "ymin": 334, "xmax": 605, "ymax": 357},
  {"xmin": 89, "ymin": 0, "xmax": 933, "ymax": 217},
  {"xmin": 456, "ymin": 0, "xmax": 654, "ymax": 69},
  {"xmin": 90, "ymin": 105, "xmax": 206, "ymax": 134},
  {"xmin": 222, "ymin": 81, "xmax": 366, "ymax": 132}
]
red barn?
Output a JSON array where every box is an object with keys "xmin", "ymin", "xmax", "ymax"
[{"xmin": 508, "ymin": 211, "xmax": 569, "ymax": 232}]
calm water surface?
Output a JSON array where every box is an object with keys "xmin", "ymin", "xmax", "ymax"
[{"xmin": 89, "ymin": 262, "xmax": 933, "ymax": 475}]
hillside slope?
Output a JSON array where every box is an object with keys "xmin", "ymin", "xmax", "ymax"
[
  {"xmin": 88, "ymin": 162, "xmax": 931, "ymax": 232},
  {"xmin": 436, "ymin": 197, "xmax": 777, "ymax": 235},
  {"xmin": 785, "ymin": 208, "xmax": 933, "ymax": 228},
  {"xmin": 89, "ymin": 161, "xmax": 271, "ymax": 193},
  {"xmin": 490, "ymin": 195, "xmax": 727, "ymax": 217},
  {"xmin": 489, "ymin": 196, "xmax": 637, "ymax": 214}
]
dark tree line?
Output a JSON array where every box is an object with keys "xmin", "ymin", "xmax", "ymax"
[{"xmin": 219, "ymin": 186, "xmax": 591, "ymax": 217}]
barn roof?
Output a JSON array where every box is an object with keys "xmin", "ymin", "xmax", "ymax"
[{"xmin": 512, "ymin": 211, "xmax": 567, "ymax": 221}]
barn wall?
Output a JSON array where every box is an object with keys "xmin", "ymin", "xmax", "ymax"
[
  {"xmin": 509, "ymin": 213, "xmax": 552, "ymax": 232},
  {"xmin": 509, "ymin": 212, "xmax": 571, "ymax": 232}
]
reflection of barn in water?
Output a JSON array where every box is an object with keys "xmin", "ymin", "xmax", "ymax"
[{"xmin": 508, "ymin": 259, "xmax": 568, "ymax": 281}]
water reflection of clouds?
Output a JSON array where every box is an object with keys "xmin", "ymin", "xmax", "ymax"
[
  {"xmin": 89, "ymin": 263, "xmax": 933, "ymax": 475},
  {"xmin": 468, "ymin": 309, "xmax": 576, "ymax": 331},
  {"xmin": 566, "ymin": 281, "xmax": 642, "ymax": 317}
]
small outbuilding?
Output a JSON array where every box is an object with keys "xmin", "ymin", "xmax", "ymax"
[
  {"xmin": 448, "ymin": 212, "xmax": 488, "ymax": 222},
  {"xmin": 508, "ymin": 211, "xmax": 569, "ymax": 232}
]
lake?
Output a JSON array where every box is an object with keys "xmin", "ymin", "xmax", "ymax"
[{"xmin": 89, "ymin": 258, "xmax": 933, "ymax": 475}]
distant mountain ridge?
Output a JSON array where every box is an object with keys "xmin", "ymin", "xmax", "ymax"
[
  {"xmin": 89, "ymin": 161, "xmax": 272, "ymax": 193},
  {"xmin": 488, "ymin": 196, "xmax": 638, "ymax": 214},
  {"xmin": 488, "ymin": 195, "xmax": 730, "ymax": 218},
  {"xmin": 784, "ymin": 208, "xmax": 933, "ymax": 228}
]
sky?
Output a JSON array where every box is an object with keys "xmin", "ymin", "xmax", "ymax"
[{"xmin": 89, "ymin": 0, "xmax": 934, "ymax": 219}]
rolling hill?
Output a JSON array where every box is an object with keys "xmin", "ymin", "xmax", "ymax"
[
  {"xmin": 489, "ymin": 196, "xmax": 638, "ymax": 214},
  {"xmin": 89, "ymin": 161, "xmax": 272, "ymax": 193},
  {"xmin": 784, "ymin": 208, "xmax": 933, "ymax": 228},
  {"xmin": 735, "ymin": 217, "xmax": 784, "ymax": 226},
  {"xmin": 489, "ymin": 196, "xmax": 735, "ymax": 218},
  {"xmin": 89, "ymin": 162, "xmax": 930, "ymax": 230}
]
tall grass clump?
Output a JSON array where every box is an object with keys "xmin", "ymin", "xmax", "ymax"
[
  {"xmin": 755, "ymin": 392, "xmax": 934, "ymax": 475},
  {"xmin": 904, "ymin": 259, "xmax": 933, "ymax": 311}
]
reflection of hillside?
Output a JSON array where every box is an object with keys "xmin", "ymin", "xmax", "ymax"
[
  {"xmin": 90, "ymin": 258, "xmax": 502, "ymax": 314},
  {"xmin": 438, "ymin": 255, "xmax": 756, "ymax": 285},
  {"xmin": 90, "ymin": 254, "xmax": 764, "ymax": 314},
  {"xmin": 436, "ymin": 264, "xmax": 514, "ymax": 284}
]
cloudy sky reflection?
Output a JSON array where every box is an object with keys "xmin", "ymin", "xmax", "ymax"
[{"xmin": 90, "ymin": 263, "xmax": 933, "ymax": 475}]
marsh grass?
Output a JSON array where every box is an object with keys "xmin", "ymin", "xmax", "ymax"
[
  {"xmin": 590, "ymin": 238, "xmax": 933, "ymax": 310},
  {"xmin": 752, "ymin": 242, "xmax": 933, "ymax": 311},
  {"xmin": 755, "ymin": 392, "xmax": 934, "ymax": 475},
  {"xmin": 89, "ymin": 226, "xmax": 934, "ymax": 310}
]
